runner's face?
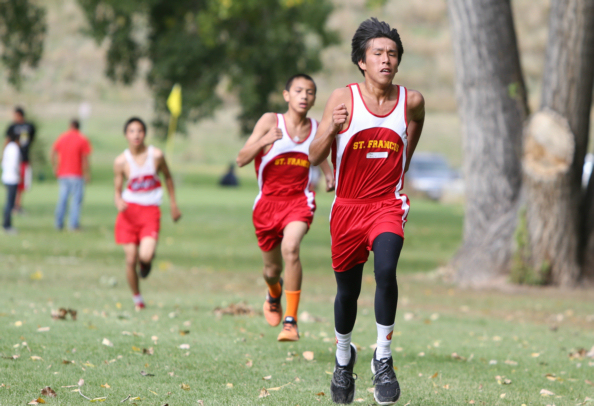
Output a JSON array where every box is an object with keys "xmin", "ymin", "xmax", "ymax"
[
  {"xmin": 284, "ymin": 78, "xmax": 316, "ymax": 114},
  {"xmin": 358, "ymin": 37, "xmax": 399, "ymax": 85},
  {"xmin": 125, "ymin": 121, "xmax": 146, "ymax": 147},
  {"xmin": 13, "ymin": 112, "xmax": 24, "ymax": 123}
]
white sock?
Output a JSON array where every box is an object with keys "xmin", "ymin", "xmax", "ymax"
[
  {"xmin": 133, "ymin": 294, "xmax": 144, "ymax": 305},
  {"xmin": 375, "ymin": 322, "xmax": 394, "ymax": 360},
  {"xmin": 335, "ymin": 330, "xmax": 352, "ymax": 366}
]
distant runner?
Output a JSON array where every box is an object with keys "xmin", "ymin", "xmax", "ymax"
[{"xmin": 113, "ymin": 117, "xmax": 182, "ymax": 309}]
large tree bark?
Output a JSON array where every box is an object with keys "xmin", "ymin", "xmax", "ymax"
[
  {"xmin": 447, "ymin": 0, "xmax": 529, "ymax": 285},
  {"xmin": 523, "ymin": 0, "xmax": 594, "ymax": 287}
]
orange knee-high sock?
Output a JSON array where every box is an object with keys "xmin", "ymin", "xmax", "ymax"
[
  {"xmin": 284, "ymin": 290, "xmax": 301, "ymax": 321},
  {"xmin": 266, "ymin": 281, "xmax": 282, "ymax": 299}
]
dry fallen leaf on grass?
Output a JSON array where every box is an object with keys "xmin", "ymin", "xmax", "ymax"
[
  {"xmin": 179, "ymin": 344, "xmax": 190, "ymax": 350},
  {"xmin": 267, "ymin": 382, "xmax": 292, "ymax": 391},
  {"xmin": 37, "ymin": 327, "xmax": 50, "ymax": 332},
  {"xmin": 245, "ymin": 359, "xmax": 253, "ymax": 368},
  {"xmin": 316, "ymin": 392, "xmax": 325, "ymax": 396},
  {"xmin": 213, "ymin": 302, "xmax": 259, "ymax": 317},
  {"xmin": 140, "ymin": 371, "xmax": 154, "ymax": 377},
  {"xmin": 143, "ymin": 347, "xmax": 154, "ymax": 355},
  {"xmin": 569, "ymin": 348, "xmax": 588, "ymax": 360},
  {"xmin": 52, "ymin": 308, "xmax": 68, "ymax": 320},
  {"xmin": 263, "ymin": 376, "xmax": 272, "ymax": 380},
  {"xmin": 100, "ymin": 383, "xmax": 110, "ymax": 388},
  {"xmin": 101, "ymin": 338, "xmax": 113, "ymax": 347},
  {"xmin": 540, "ymin": 389, "xmax": 555, "ymax": 396},
  {"xmin": 259, "ymin": 388, "xmax": 270, "ymax": 398},
  {"xmin": 226, "ymin": 383, "xmax": 233, "ymax": 389},
  {"xmin": 180, "ymin": 383, "xmax": 190, "ymax": 390},
  {"xmin": 504, "ymin": 360, "xmax": 518, "ymax": 366},
  {"xmin": 179, "ymin": 330, "xmax": 190, "ymax": 336},
  {"xmin": 78, "ymin": 379, "xmax": 85, "ymax": 387},
  {"xmin": 451, "ymin": 353, "xmax": 466, "ymax": 361},
  {"xmin": 586, "ymin": 379, "xmax": 594, "ymax": 387},
  {"xmin": 41, "ymin": 387, "xmax": 56, "ymax": 397},
  {"xmin": 30, "ymin": 356, "xmax": 43, "ymax": 361},
  {"xmin": 430, "ymin": 372, "xmax": 438, "ymax": 379},
  {"xmin": 28, "ymin": 398, "xmax": 45, "ymax": 405},
  {"xmin": 89, "ymin": 396, "xmax": 106, "ymax": 402},
  {"xmin": 303, "ymin": 351, "xmax": 314, "ymax": 361}
]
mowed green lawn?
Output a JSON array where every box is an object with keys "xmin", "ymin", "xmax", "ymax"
[{"xmin": 1, "ymin": 178, "xmax": 594, "ymax": 405}]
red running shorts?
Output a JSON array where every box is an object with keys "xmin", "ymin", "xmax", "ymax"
[
  {"xmin": 330, "ymin": 193, "xmax": 409, "ymax": 272},
  {"xmin": 115, "ymin": 203, "xmax": 161, "ymax": 245},
  {"xmin": 253, "ymin": 194, "xmax": 315, "ymax": 252}
]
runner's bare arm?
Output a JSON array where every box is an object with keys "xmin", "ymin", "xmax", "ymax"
[
  {"xmin": 155, "ymin": 148, "xmax": 182, "ymax": 222},
  {"xmin": 309, "ymin": 87, "xmax": 351, "ymax": 166},
  {"xmin": 405, "ymin": 90, "xmax": 425, "ymax": 173},
  {"xmin": 236, "ymin": 113, "xmax": 282, "ymax": 167},
  {"xmin": 318, "ymin": 159, "xmax": 335, "ymax": 192},
  {"xmin": 113, "ymin": 155, "xmax": 127, "ymax": 212}
]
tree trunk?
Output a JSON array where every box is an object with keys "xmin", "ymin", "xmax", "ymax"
[
  {"xmin": 523, "ymin": 0, "xmax": 594, "ymax": 287},
  {"xmin": 447, "ymin": 0, "xmax": 529, "ymax": 285}
]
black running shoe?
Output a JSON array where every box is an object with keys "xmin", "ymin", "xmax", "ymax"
[
  {"xmin": 331, "ymin": 343, "xmax": 357, "ymax": 404},
  {"xmin": 371, "ymin": 349, "xmax": 400, "ymax": 405},
  {"xmin": 139, "ymin": 261, "xmax": 152, "ymax": 278}
]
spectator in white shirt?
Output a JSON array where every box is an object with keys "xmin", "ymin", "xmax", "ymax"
[{"xmin": 2, "ymin": 136, "xmax": 20, "ymax": 232}]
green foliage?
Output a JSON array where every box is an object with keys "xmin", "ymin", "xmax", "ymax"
[
  {"xmin": 77, "ymin": 0, "xmax": 338, "ymax": 136},
  {"xmin": 510, "ymin": 208, "xmax": 546, "ymax": 285},
  {"xmin": 0, "ymin": 0, "xmax": 46, "ymax": 87}
]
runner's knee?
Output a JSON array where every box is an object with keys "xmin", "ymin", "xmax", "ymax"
[
  {"xmin": 281, "ymin": 239, "xmax": 300, "ymax": 263},
  {"xmin": 374, "ymin": 262, "xmax": 397, "ymax": 288},
  {"xmin": 263, "ymin": 262, "xmax": 282, "ymax": 278}
]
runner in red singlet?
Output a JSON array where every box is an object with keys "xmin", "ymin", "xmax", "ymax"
[
  {"xmin": 237, "ymin": 74, "xmax": 334, "ymax": 342},
  {"xmin": 113, "ymin": 117, "xmax": 182, "ymax": 309},
  {"xmin": 309, "ymin": 18, "xmax": 425, "ymax": 405}
]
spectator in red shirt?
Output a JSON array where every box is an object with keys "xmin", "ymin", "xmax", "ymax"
[{"xmin": 51, "ymin": 119, "xmax": 92, "ymax": 230}]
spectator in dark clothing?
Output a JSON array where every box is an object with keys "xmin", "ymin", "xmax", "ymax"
[
  {"xmin": 219, "ymin": 163, "xmax": 239, "ymax": 187},
  {"xmin": 5, "ymin": 107, "xmax": 36, "ymax": 212},
  {"xmin": 2, "ymin": 135, "xmax": 20, "ymax": 233}
]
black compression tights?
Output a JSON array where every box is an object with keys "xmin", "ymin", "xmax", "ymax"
[{"xmin": 334, "ymin": 232, "xmax": 404, "ymax": 334}]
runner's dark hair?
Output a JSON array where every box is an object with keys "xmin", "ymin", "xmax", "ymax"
[
  {"xmin": 71, "ymin": 119, "xmax": 80, "ymax": 129},
  {"xmin": 14, "ymin": 106, "xmax": 25, "ymax": 116},
  {"xmin": 351, "ymin": 17, "xmax": 403, "ymax": 76},
  {"xmin": 124, "ymin": 117, "xmax": 147, "ymax": 134},
  {"xmin": 285, "ymin": 74, "xmax": 316, "ymax": 94}
]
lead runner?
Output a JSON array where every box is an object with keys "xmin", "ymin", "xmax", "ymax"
[{"xmin": 309, "ymin": 18, "xmax": 425, "ymax": 405}]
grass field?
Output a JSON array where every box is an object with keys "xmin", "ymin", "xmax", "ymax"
[{"xmin": 1, "ymin": 177, "xmax": 594, "ymax": 406}]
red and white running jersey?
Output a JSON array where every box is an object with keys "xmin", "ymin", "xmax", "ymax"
[
  {"xmin": 121, "ymin": 145, "xmax": 163, "ymax": 206},
  {"xmin": 253, "ymin": 114, "xmax": 317, "ymax": 208},
  {"xmin": 332, "ymin": 83, "xmax": 409, "ymax": 205}
]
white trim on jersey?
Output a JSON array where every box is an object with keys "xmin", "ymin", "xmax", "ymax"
[
  {"xmin": 121, "ymin": 145, "xmax": 163, "ymax": 206},
  {"xmin": 253, "ymin": 114, "xmax": 318, "ymax": 210},
  {"xmin": 331, "ymin": 83, "xmax": 409, "ymax": 221}
]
